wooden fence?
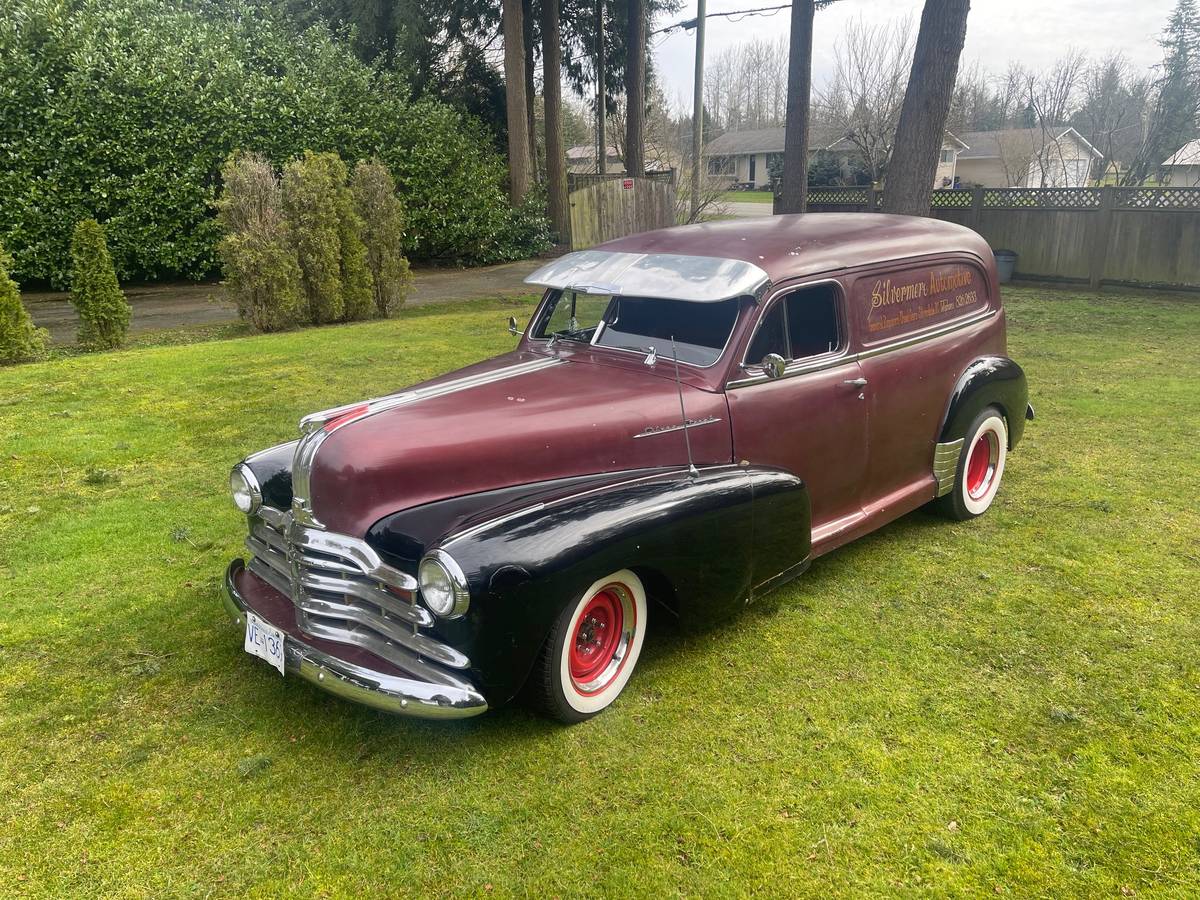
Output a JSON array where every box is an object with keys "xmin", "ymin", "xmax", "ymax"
[
  {"xmin": 568, "ymin": 176, "xmax": 677, "ymax": 251},
  {"xmin": 775, "ymin": 186, "xmax": 1200, "ymax": 290}
]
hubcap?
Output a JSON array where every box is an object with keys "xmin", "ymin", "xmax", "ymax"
[
  {"xmin": 965, "ymin": 431, "xmax": 999, "ymax": 500},
  {"xmin": 569, "ymin": 586, "xmax": 635, "ymax": 695}
]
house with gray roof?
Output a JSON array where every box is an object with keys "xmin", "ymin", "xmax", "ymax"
[
  {"xmin": 705, "ymin": 126, "xmax": 967, "ymax": 189},
  {"xmin": 955, "ymin": 127, "xmax": 1101, "ymax": 188}
]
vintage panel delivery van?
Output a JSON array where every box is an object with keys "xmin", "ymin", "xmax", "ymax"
[{"xmin": 221, "ymin": 214, "xmax": 1032, "ymax": 722}]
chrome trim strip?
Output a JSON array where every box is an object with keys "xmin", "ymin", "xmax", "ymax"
[
  {"xmin": 525, "ymin": 250, "xmax": 771, "ymax": 302},
  {"xmin": 632, "ymin": 416, "xmax": 723, "ymax": 438},
  {"xmin": 728, "ymin": 308, "xmax": 997, "ymax": 389},
  {"xmin": 933, "ymin": 438, "xmax": 964, "ymax": 497},
  {"xmin": 224, "ymin": 562, "xmax": 487, "ymax": 719},
  {"xmin": 290, "ymin": 358, "xmax": 563, "ymax": 527}
]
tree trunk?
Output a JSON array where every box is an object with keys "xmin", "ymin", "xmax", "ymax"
[
  {"xmin": 541, "ymin": 0, "xmax": 570, "ymax": 241},
  {"xmin": 522, "ymin": 0, "xmax": 540, "ymax": 183},
  {"xmin": 595, "ymin": 0, "xmax": 607, "ymax": 175},
  {"xmin": 624, "ymin": 0, "xmax": 646, "ymax": 177},
  {"xmin": 502, "ymin": 0, "xmax": 533, "ymax": 204},
  {"xmin": 778, "ymin": 1, "xmax": 815, "ymax": 214},
  {"xmin": 883, "ymin": 0, "xmax": 970, "ymax": 216}
]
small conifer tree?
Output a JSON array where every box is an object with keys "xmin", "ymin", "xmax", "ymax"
[
  {"xmin": 215, "ymin": 151, "xmax": 304, "ymax": 332},
  {"xmin": 351, "ymin": 159, "xmax": 412, "ymax": 317},
  {"xmin": 282, "ymin": 152, "xmax": 348, "ymax": 324},
  {"xmin": 0, "ymin": 244, "xmax": 49, "ymax": 364},
  {"xmin": 70, "ymin": 219, "xmax": 130, "ymax": 349}
]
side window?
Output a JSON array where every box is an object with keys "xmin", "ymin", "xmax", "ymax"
[
  {"xmin": 786, "ymin": 285, "xmax": 840, "ymax": 358},
  {"xmin": 745, "ymin": 283, "xmax": 842, "ymax": 365},
  {"xmin": 746, "ymin": 304, "xmax": 787, "ymax": 362}
]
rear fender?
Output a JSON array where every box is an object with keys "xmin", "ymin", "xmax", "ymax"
[{"xmin": 940, "ymin": 356, "xmax": 1030, "ymax": 448}]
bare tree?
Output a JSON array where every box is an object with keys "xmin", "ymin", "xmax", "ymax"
[
  {"xmin": 703, "ymin": 37, "xmax": 790, "ymax": 132},
  {"xmin": 884, "ymin": 0, "xmax": 970, "ymax": 215},
  {"xmin": 817, "ymin": 16, "xmax": 915, "ymax": 182},
  {"xmin": 502, "ymin": 0, "xmax": 533, "ymax": 203},
  {"xmin": 542, "ymin": 0, "xmax": 570, "ymax": 240}
]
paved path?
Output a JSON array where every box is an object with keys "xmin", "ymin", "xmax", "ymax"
[
  {"xmin": 24, "ymin": 258, "xmax": 546, "ymax": 345},
  {"xmin": 726, "ymin": 201, "xmax": 773, "ymax": 218}
]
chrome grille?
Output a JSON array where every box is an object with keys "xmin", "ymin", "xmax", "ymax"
[{"xmin": 243, "ymin": 505, "xmax": 472, "ymax": 688}]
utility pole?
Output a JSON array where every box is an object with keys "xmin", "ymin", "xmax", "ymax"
[
  {"xmin": 689, "ymin": 0, "xmax": 706, "ymax": 220},
  {"xmin": 596, "ymin": 0, "xmax": 607, "ymax": 175}
]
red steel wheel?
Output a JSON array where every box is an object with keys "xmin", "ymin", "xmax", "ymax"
[
  {"xmin": 938, "ymin": 406, "xmax": 1008, "ymax": 520},
  {"xmin": 529, "ymin": 569, "xmax": 648, "ymax": 723}
]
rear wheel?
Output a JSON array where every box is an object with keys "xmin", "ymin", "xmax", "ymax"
[
  {"xmin": 530, "ymin": 569, "xmax": 648, "ymax": 723},
  {"xmin": 937, "ymin": 407, "xmax": 1008, "ymax": 520}
]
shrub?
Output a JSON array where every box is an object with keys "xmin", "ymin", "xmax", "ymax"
[
  {"xmin": 351, "ymin": 160, "xmax": 412, "ymax": 317},
  {"xmin": 282, "ymin": 152, "xmax": 347, "ymax": 325},
  {"xmin": 0, "ymin": 0, "xmax": 548, "ymax": 287},
  {"xmin": 70, "ymin": 220, "xmax": 130, "ymax": 350},
  {"xmin": 335, "ymin": 184, "xmax": 375, "ymax": 324},
  {"xmin": 214, "ymin": 152, "xmax": 303, "ymax": 332},
  {"xmin": 0, "ymin": 244, "xmax": 48, "ymax": 364}
]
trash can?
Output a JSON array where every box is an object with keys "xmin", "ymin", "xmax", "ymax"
[{"xmin": 993, "ymin": 249, "xmax": 1017, "ymax": 284}]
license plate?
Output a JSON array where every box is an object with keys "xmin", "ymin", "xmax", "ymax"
[{"xmin": 244, "ymin": 611, "xmax": 286, "ymax": 677}]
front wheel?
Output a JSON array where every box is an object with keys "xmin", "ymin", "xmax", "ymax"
[
  {"xmin": 529, "ymin": 569, "xmax": 648, "ymax": 723},
  {"xmin": 936, "ymin": 407, "xmax": 1008, "ymax": 520}
]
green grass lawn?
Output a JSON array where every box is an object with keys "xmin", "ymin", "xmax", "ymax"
[
  {"xmin": 725, "ymin": 190, "xmax": 774, "ymax": 203},
  {"xmin": 1, "ymin": 287, "xmax": 1198, "ymax": 896}
]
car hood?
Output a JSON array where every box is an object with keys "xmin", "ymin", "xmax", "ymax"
[{"xmin": 306, "ymin": 351, "xmax": 733, "ymax": 536}]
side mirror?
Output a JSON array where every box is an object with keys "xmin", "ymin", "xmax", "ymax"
[
  {"xmin": 761, "ymin": 353, "xmax": 787, "ymax": 379},
  {"xmin": 507, "ymin": 316, "xmax": 524, "ymax": 337}
]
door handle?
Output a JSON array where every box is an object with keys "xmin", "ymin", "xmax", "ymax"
[{"xmin": 843, "ymin": 377, "xmax": 868, "ymax": 388}]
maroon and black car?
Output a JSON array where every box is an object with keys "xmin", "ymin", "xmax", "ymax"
[{"xmin": 222, "ymin": 214, "xmax": 1032, "ymax": 722}]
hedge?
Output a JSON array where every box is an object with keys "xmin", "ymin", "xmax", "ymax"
[{"xmin": 0, "ymin": 0, "xmax": 548, "ymax": 288}]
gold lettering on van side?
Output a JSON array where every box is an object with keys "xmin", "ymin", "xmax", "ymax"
[{"xmin": 866, "ymin": 267, "xmax": 979, "ymax": 334}]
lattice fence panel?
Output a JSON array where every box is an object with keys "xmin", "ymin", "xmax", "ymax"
[
  {"xmin": 807, "ymin": 188, "xmax": 870, "ymax": 206},
  {"xmin": 930, "ymin": 190, "xmax": 973, "ymax": 208},
  {"xmin": 982, "ymin": 188, "xmax": 1102, "ymax": 209},
  {"xmin": 1115, "ymin": 187, "xmax": 1200, "ymax": 210}
]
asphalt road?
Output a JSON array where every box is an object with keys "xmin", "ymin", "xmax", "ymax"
[
  {"xmin": 24, "ymin": 258, "xmax": 546, "ymax": 344},
  {"xmin": 726, "ymin": 201, "xmax": 773, "ymax": 218}
]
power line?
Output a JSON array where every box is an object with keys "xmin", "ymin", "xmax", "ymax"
[{"xmin": 652, "ymin": 4, "xmax": 792, "ymax": 37}]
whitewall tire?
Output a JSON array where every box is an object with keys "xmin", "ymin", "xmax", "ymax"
[
  {"xmin": 939, "ymin": 407, "xmax": 1008, "ymax": 520},
  {"xmin": 530, "ymin": 569, "xmax": 648, "ymax": 723}
]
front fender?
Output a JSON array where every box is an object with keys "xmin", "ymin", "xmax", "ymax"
[
  {"xmin": 940, "ymin": 356, "xmax": 1030, "ymax": 448},
  {"xmin": 428, "ymin": 465, "xmax": 810, "ymax": 704}
]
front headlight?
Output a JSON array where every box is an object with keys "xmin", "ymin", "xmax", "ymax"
[
  {"xmin": 418, "ymin": 549, "xmax": 470, "ymax": 619},
  {"xmin": 229, "ymin": 463, "xmax": 262, "ymax": 515}
]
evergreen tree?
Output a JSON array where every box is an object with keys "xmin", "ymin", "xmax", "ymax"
[
  {"xmin": 351, "ymin": 160, "xmax": 412, "ymax": 317},
  {"xmin": 0, "ymin": 244, "xmax": 49, "ymax": 364},
  {"xmin": 1127, "ymin": 0, "xmax": 1200, "ymax": 184},
  {"xmin": 282, "ymin": 152, "xmax": 348, "ymax": 324},
  {"xmin": 69, "ymin": 220, "xmax": 130, "ymax": 350}
]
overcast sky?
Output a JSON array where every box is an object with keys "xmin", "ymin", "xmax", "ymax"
[{"xmin": 651, "ymin": 0, "xmax": 1176, "ymax": 112}]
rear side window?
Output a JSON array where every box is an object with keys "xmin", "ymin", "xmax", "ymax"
[
  {"xmin": 746, "ymin": 284, "xmax": 841, "ymax": 365},
  {"xmin": 854, "ymin": 261, "xmax": 989, "ymax": 344}
]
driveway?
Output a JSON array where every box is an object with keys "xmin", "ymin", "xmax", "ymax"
[
  {"xmin": 726, "ymin": 201, "xmax": 773, "ymax": 218},
  {"xmin": 24, "ymin": 258, "xmax": 547, "ymax": 344}
]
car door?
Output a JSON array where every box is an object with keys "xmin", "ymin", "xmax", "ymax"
[{"xmin": 726, "ymin": 281, "xmax": 869, "ymax": 545}]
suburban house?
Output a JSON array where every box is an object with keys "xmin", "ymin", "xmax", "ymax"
[
  {"xmin": 704, "ymin": 126, "xmax": 967, "ymax": 189},
  {"xmin": 566, "ymin": 144, "xmax": 671, "ymax": 175},
  {"xmin": 1161, "ymin": 139, "xmax": 1200, "ymax": 186},
  {"xmin": 955, "ymin": 127, "xmax": 1102, "ymax": 188}
]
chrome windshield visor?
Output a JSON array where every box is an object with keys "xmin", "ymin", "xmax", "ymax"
[{"xmin": 525, "ymin": 251, "xmax": 770, "ymax": 302}]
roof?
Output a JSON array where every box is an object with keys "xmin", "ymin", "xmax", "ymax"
[
  {"xmin": 1162, "ymin": 139, "xmax": 1200, "ymax": 167},
  {"xmin": 535, "ymin": 214, "xmax": 991, "ymax": 291},
  {"xmin": 705, "ymin": 125, "xmax": 844, "ymax": 156},
  {"xmin": 566, "ymin": 145, "xmax": 621, "ymax": 160},
  {"xmin": 707, "ymin": 127, "xmax": 966, "ymax": 156},
  {"xmin": 957, "ymin": 127, "xmax": 1102, "ymax": 160}
]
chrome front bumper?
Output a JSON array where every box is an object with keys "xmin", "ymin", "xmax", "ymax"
[{"xmin": 222, "ymin": 560, "xmax": 488, "ymax": 719}]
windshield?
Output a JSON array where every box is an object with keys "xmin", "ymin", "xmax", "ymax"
[{"xmin": 532, "ymin": 290, "xmax": 741, "ymax": 367}]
